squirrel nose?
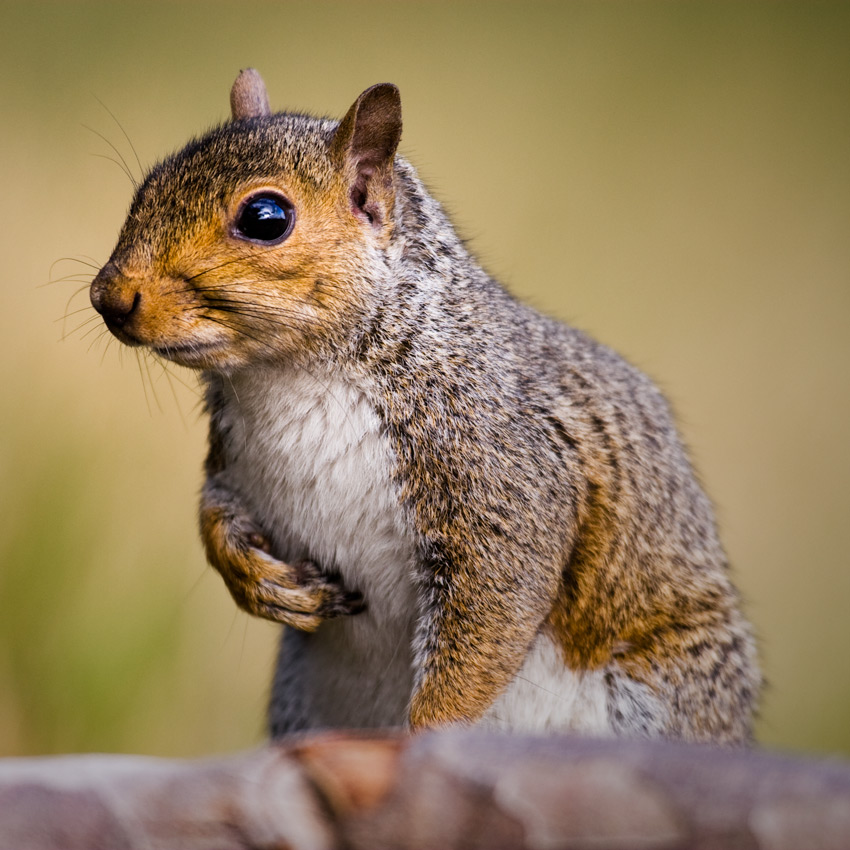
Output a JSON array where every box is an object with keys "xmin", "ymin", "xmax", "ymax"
[{"xmin": 90, "ymin": 263, "xmax": 141, "ymax": 329}]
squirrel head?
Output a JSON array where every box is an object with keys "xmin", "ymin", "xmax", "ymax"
[{"xmin": 90, "ymin": 70, "xmax": 402, "ymax": 371}]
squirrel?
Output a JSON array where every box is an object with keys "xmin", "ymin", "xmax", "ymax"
[{"xmin": 89, "ymin": 69, "xmax": 760, "ymax": 743}]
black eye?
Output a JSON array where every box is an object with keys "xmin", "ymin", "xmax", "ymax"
[{"xmin": 234, "ymin": 193, "xmax": 294, "ymax": 243}]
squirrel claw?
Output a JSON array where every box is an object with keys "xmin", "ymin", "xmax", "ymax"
[
  {"xmin": 341, "ymin": 591, "xmax": 367, "ymax": 615},
  {"xmin": 321, "ymin": 589, "xmax": 367, "ymax": 618}
]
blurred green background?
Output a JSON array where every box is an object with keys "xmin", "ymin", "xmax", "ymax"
[{"xmin": 1, "ymin": 2, "xmax": 848, "ymax": 758}]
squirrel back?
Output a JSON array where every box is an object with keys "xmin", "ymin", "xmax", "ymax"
[{"xmin": 90, "ymin": 70, "xmax": 760, "ymax": 742}]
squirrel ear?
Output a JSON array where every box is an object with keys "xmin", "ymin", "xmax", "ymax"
[
  {"xmin": 331, "ymin": 83, "xmax": 402, "ymax": 227},
  {"xmin": 230, "ymin": 69, "xmax": 271, "ymax": 120}
]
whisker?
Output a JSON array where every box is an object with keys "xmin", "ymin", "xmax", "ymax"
[
  {"xmin": 152, "ymin": 357, "xmax": 201, "ymax": 399},
  {"xmin": 67, "ymin": 282, "xmax": 92, "ymax": 300},
  {"xmin": 171, "ymin": 275, "xmax": 352, "ymax": 299},
  {"xmin": 135, "ymin": 350, "xmax": 154, "ymax": 416},
  {"xmin": 191, "ymin": 284, "xmax": 351, "ymax": 304},
  {"xmin": 58, "ymin": 297, "xmax": 94, "ymax": 323},
  {"xmin": 182, "ymin": 250, "xmax": 280, "ymax": 284},
  {"xmin": 90, "ymin": 327, "xmax": 113, "ymax": 356},
  {"xmin": 60, "ymin": 313, "xmax": 100, "ymax": 342},
  {"xmin": 201, "ymin": 315, "xmax": 281, "ymax": 354},
  {"xmin": 98, "ymin": 334, "xmax": 116, "ymax": 362},
  {"xmin": 40, "ymin": 273, "xmax": 93, "ymax": 288},
  {"xmin": 90, "ymin": 152, "xmax": 136, "ymax": 187},
  {"xmin": 94, "ymin": 95, "xmax": 144, "ymax": 181},
  {"xmin": 72, "ymin": 315, "xmax": 107, "ymax": 341},
  {"xmin": 176, "ymin": 241, "xmax": 355, "ymax": 290},
  {"xmin": 157, "ymin": 359, "xmax": 189, "ymax": 427},
  {"xmin": 50, "ymin": 256, "xmax": 101, "ymax": 274},
  {"xmin": 195, "ymin": 304, "xmax": 328, "ymax": 332},
  {"xmin": 191, "ymin": 296, "xmax": 336, "ymax": 317},
  {"xmin": 143, "ymin": 350, "xmax": 165, "ymax": 415},
  {"xmin": 194, "ymin": 288, "xmax": 351, "ymax": 315},
  {"xmin": 182, "ymin": 297, "xmax": 332, "ymax": 329},
  {"xmin": 57, "ymin": 285, "xmax": 94, "ymax": 335},
  {"xmin": 181, "ymin": 565, "xmax": 211, "ymax": 607},
  {"xmin": 83, "ymin": 123, "xmax": 138, "ymax": 187},
  {"xmin": 166, "ymin": 273, "xmax": 298, "ymax": 297}
]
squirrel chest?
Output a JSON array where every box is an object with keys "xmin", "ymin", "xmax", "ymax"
[
  {"xmin": 218, "ymin": 365, "xmax": 416, "ymax": 625},
  {"xmin": 216, "ymin": 365, "xmax": 419, "ymax": 728}
]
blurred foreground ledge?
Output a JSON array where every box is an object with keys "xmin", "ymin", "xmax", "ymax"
[{"xmin": 2, "ymin": 730, "xmax": 850, "ymax": 850}]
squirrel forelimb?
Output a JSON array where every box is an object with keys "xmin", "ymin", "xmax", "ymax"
[{"xmin": 200, "ymin": 475, "xmax": 365, "ymax": 630}]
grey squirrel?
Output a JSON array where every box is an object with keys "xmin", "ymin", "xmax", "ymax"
[{"xmin": 89, "ymin": 69, "xmax": 760, "ymax": 742}]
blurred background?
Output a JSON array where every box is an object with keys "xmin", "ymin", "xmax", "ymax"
[{"xmin": 1, "ymin": 2, "xmax": 847, "ymax": 758}]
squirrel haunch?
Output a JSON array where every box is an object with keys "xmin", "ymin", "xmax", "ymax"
[{"xmin": 91, "ymin": 70, "xmax": 760, "ymax": 743}]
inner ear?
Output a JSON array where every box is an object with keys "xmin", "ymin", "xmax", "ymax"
[
  {"xmin": 331, "ymin": 84, "xmax": 402, "ymax": 226},
  {"xmin": 351, "ymin": 164, "xmax": 381, "ymax": 225}
]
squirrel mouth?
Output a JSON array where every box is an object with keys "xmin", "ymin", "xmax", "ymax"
[
  {"xmin": 102, "ymin": 320, "xmax": 144, "ymax": 347},
  {"xmin": 153, "ymin": 339, "xmax": 225, "ymax": 366}
]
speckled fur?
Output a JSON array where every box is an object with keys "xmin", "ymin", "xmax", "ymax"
[{"xmin": 90, "ymin": 74, "xmax": 761, "ymax": 744}]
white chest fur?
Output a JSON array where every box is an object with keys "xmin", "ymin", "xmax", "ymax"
[{"xmin": 219, "ymin": 364, "xmax": 419, "ymax": 728}]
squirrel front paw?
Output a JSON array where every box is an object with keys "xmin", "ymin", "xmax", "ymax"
[
  {"xmin": 200, "ymin": 494, "xmax": 365, "ymax": 631},
  {"xmin": 228, "ymin": 545, "xmax": 365, "ymax": 631}
]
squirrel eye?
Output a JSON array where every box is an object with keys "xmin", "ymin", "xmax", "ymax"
[{"xmin": 234, "ymin": 193, "xmax": 294, "ymax": 243}]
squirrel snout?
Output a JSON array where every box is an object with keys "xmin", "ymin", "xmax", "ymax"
[{"xmin": 90, "ymin": 264, "xmax": 142, "ymax": 336}]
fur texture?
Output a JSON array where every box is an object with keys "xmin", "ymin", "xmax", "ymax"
[{"xmin": 90, "ymin": 72, "xmax": 761, "ymax": 743}]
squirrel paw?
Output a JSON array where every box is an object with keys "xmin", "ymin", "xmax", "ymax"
[
  {"xmin": 201, "ymin": 505, "xmax": 365, "ymax": 631},
  {"xmin": 257, "ymin": 554, "xmax": 366, "ymax": 623},
  {"xmin": 223, "ymin": 545, "xmax": 365, "ymax": 631}
]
